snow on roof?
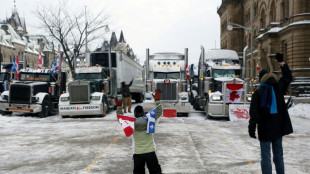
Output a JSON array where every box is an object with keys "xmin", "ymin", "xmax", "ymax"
[
  {"xmin": 0, "ymin": 29, "xmax": 15, "ymax": 48},
  {"xmin": 256, "ymin": 20, "xmax": 310, "ymax": 39},
  {"xmin": 0, "ymin": 24, "xmax": 25, "ymax": 46},
  {"xmin": 205, "ymin": 49, "xmax": 239, "ymax": 61}
]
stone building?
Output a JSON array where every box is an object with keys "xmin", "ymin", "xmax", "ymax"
[
  {"xmin": 0, "ymin": 6, "xmax": 56, "ymax": 70},
  {"xmin": 218, "ymin": 0, "xmax": 310, "ymax": 96}
]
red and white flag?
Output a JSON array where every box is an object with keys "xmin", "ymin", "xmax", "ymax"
[
  {"xmin": 226, "ymin": 83, "xmax": 243, "ymax": 103},
  {"xmin": 16, "ymin": 56, "xmax": 20, "ymax": 79},
  {"xmin": 185, "ymin": 64, "xmax": 190, "ymax": 79},
  {"xmin": 117, "ymin": 114, "xmax": 136, "ymax": 137},
  {"xmin": 38, "ymin": 50, "xmax": 43, "ymax": 69},
  {"xmin": 57, "ymin": 51, "xmax": 63, "ymax": 70}
]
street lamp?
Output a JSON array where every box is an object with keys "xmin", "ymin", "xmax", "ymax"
[
  {"xmin": 85, "ymin": 24, "xmax": 110, "ymax": 53},
  {"xmin": 227, "ymin": 22, "xmax": 254, "ymax": 92}
]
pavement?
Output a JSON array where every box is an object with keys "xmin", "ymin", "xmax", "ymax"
[{"xmin": 0, "ymin": 104, "xmax": 309, "ymax": 174}]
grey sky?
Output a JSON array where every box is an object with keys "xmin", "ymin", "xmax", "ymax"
[{"xmin": 0, "ymin": 0, "xmax": 222, "ymax": 66}]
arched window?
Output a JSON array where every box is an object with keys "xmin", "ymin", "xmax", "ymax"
[
  {"xmin": 260, "ymin": 9, "xmax": 266, "ymax": 29},
  {"xmin": 270, "ymin": 1, "xmax": 276, "ymax": 23},
  {"xmin": 254, "ymin": 3, "xmax": 258, "ymax": 17}
]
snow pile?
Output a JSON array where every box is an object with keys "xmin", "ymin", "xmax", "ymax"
[{"xmin": 289, "ymin": 103, "xmax": 310, "ymax": 119}]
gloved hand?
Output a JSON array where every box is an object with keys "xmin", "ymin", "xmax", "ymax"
[
  {"xmin": 249, "ymin": 131, "xmax": 257, "ymax": 139},
  {"xmin": 248, "ymin": 121, "xmax": 257, "ymax": 139},
  {"xmin": 275, "ymin": 53, "xmax": 284, "ymax": 62},
  {"xmin": 114, "ymin": 98, "xmax": 122, "ymax": 107},
  {"xmin": 152, "ymin": 90, "xmax": 161, "ymax": 101}
]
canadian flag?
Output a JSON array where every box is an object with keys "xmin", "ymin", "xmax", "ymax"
[
  {"xmin": 226, "ymin": 83, "xmax": 243, "ymax": 103},
  {"xmin": 185, "ymin": 64, "xmax": 190, "ymax": 79},
  {"xmin": 15, "ymin": 56, "xmax": 20, "ymax": 79},
  {"xmin": 117, "ymin": 114, "xmax": 136, "ymax": 137},
  {"xmin": 38, "ymin": 50, "xmax": 43, "ymax": 69}
]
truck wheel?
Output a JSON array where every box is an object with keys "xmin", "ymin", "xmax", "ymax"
[
  {"xmin": 0, "ymin": 111, "xmax": 12, "ymax": 116},
  {"xmin": 101, "ymin": 100, "xmax": 109, "ymax": 117},
  {"xmin": 38, "ymin": 100, "xmax": 49, "ymax": 118},
  {"xmin": 135, "ymin": 93, "xmax": 144, "ymax": 103}
]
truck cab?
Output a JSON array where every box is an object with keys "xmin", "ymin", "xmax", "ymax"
[
  {"xmin": 59, "ymin": 66, "xmax": 115, "ymax": 117},
  {"xmin": 144, "ymin": 49, "xmax": 190, "ymax": 116},
  {"xmin": 0, "ymin": 69, "xmax": 66, "ymax": 117},
  {"xmin": 194, "ymin": 48, "xmax": 252, "ymax": 119}
]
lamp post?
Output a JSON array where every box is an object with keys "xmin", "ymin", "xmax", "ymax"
[{"xmin": 227, "ymin": 22, "xmax": 254, "ymax": 92}]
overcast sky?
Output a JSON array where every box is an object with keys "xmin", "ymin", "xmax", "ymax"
[{"xmin": 0, "ymin": 0, "xmax": 222, "ymax": 66}]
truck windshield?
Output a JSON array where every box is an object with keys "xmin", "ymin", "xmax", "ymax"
[
  {"xmin": 76, "ymin": 73, "xmax": 103, "ymax": 80},
  {"xmin": 20, "ymin": 73, "xmax": 51, "ymax": 81},
  {"xmin": 212, "ymin": 69, "xmax": 241, "ymax": 78},
  {"xmin": 0, "ymin": 73, "xmax": 6, "ymax": 81},
  {"xmin": 154, "ymin": 72, "xmax": 180, "ymax": 79}
]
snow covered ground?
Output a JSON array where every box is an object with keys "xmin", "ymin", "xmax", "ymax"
[
  {"xmin": 0, "ymin": 103, "xmax": 309, "ymax": 174},
  {"xmin": 289, "ymin": 103, "xmax": 310, "ymax": 119}
]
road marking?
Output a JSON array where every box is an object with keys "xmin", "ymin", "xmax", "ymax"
[{"xmin": 84, "ymin": 135, "xmax": 121, "ymax": 172}]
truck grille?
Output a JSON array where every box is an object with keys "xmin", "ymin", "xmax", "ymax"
[
  {"xmin": 156, "ymin": 83, "xmax": 177, "ymax": 101},
  {"xmin": 69, "ymin": 81, "xmax": 90, "ymax": 104},
  {"xmin": 9, "ymin": 85, "xmax": 31, "ymax": 104}
]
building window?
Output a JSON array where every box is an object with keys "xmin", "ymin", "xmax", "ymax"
[
  {"xmin": 281, "ymin": 2, "xmax": 285, "ymax": 19},
  {"xmin": 260, "ymin": 9, "xmax": 266, "ymax": 29},
  {"xmin": 270, "ymin": 1, "xmax": 276, "ymax": 23},
  {"xmin": 281, "ymin": 0, "xmax": 289, "ymax": 20}
]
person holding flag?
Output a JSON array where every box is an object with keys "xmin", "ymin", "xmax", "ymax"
[{"xmin": 116, "ymin": 89, "xmax": 163, "ymax": 174}]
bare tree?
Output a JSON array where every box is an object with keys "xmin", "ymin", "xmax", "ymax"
[{"xmin": 34, "ymin": 0, "xmax": 109, "ymax": 78}]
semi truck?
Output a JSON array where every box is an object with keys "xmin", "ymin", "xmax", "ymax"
[
  {"xmin": 58, "ymin": 49, "xmax": 145, "ymax": 117},
  {"xmin": 143, "ymin": 49, "xmax": 190, "ymax": 116},
  {"xmin": 0, "ymin": 69, "xmax": 66, "ymax": 117},
  {"xmin": 192, "ymin": 47, "xmax": 252, "ymax": 119}
]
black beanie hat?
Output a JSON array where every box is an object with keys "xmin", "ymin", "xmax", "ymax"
[
  {"xmin": 134, "ymin": 105, "xmax": 144, "ymax": 118},
  {"xmin": 259, "ymin": 69, "xmax": 269, "ymax": 82}
]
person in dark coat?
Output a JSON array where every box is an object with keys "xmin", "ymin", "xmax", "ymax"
[
  {"xmin": 121, "ymin": 78, "xmax": 133, "ymax": 113},
  {"xmin": 248, "ymin": 53, "xmax": 293, "ymax": 174}
]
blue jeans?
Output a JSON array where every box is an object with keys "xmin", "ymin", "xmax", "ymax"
[{"xmin": 260, "ymin": 137, "xmax": 285, "ymax": 174}]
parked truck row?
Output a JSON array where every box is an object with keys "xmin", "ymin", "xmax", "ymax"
[{"xmin": 0, "ymin": 46, "xmax": 252, "ymax": 119}]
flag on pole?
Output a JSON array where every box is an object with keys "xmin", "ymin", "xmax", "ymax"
[
  {"xmin": 10, "ymin": 56, "xmax": 19, "ymax": 80},
  {"xmin": 143, "ymin": 107, "xmax": 156, "ymax": 133},
  {"xmin": 117, "ymin": 114, "xmax": 136, "ymax": 137},
  {"xmin": 38, "ymin": 50, "xmax": 43, "ymax": 69},
  {"xmin": 11, "ymin": 56, "xmax": 17, "ymax": 71},
  {"xmin": 50, "ymin": 59, "xmax": 57, "ymax": 74},
  {"xmin": 57, "ymin": 51, "xmax": 63, "ymax": 70},
  {"xmin": 185, "ymin": 64, "xmax": 190, "ymax": 79},
  {"xmin": 15, "ymin": 56, "xmax": 19, "ymax": 79}
]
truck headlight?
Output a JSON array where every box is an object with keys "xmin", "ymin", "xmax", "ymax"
[
  {"xmin": 61, "ymin": 97, "xmax": 69, "ymax": 101},
  {"xmin": 179, "ymin": 92, "xmax": 188, "ymax": 101},
  {"xmin": 211, "ymin": 95, "xmax": 222, "ymax": 101},
  {"xmin": 246, "ymin": 96, "xmax": 252, "ymax": 102},
  {"xmin": 91, "ymin": 96, "xmax": 101, "ymax": 100}
]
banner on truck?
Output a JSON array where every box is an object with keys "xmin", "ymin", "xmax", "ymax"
[{"xmin": 229, "ymin": 104, "xmax": 250, "ymax": 121}]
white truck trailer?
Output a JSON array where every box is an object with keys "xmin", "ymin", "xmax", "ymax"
[
  {"xmin": 58, "ymin": 49, "xmax": 145, "ymax": 117},
  {"xmin": 143, "ymin": 49, "xmax": 190, "ymax": 116}
]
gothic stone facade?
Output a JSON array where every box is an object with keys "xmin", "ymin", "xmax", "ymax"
[{"xmin": 218, "ymin": 0, "xmax": 310, "ymax": 95}]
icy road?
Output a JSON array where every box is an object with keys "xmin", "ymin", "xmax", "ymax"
[{"xmin": 0, "ymin": 104, "xmax": 309, "ymax": 174}]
